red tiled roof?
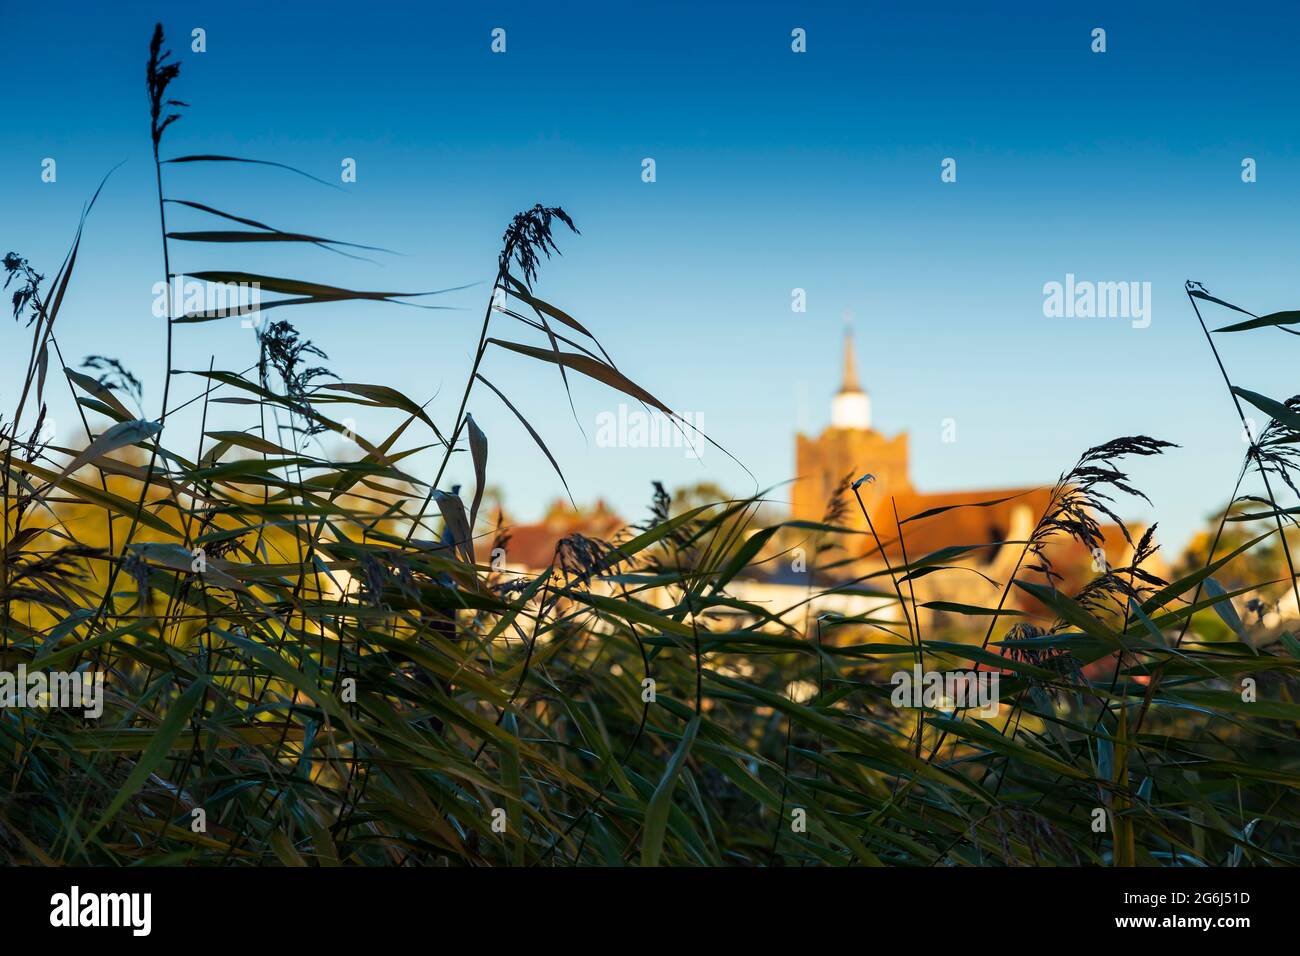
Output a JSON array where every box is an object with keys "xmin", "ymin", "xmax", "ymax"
[{"xmin": 473, "ymin": 502, "xmax": 625, "ymax": 570}]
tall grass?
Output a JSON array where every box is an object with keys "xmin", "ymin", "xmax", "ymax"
[{"xmin": 1, "ymin": 26, "xmax": 1298, "ymax": 867}]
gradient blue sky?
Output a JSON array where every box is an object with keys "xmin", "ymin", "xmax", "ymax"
[{"xmin": 4, "ymin": 0, "xmax": 1300, "ymax": 552}]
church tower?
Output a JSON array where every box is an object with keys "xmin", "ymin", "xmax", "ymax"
[{"xmin": 793, "ymin": 318, "xmax": 912, "ymax": 536}]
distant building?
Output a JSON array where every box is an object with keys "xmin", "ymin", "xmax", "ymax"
[
  {"xmin": 475, "ymin": 498, "xmax": 624, "ymax": 572},
  {"xmin": 788, "ymin": 323, "xmax": 1154, "ymax": 630},
  {"xmin": 477, "ymin": 324, "xmax": 1152, "ymax": 633},
  {"xmin": 795, "ymin": 324, "xmax": 1051, "ymax": 561}
]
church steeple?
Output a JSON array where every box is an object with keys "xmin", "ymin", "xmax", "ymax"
[
  {"xmin": 839, "ymin": 324, "xmax": 861, "ymax": 394},
  {"xmin": 831, "ymin": 315, "xmax": 872, "ymax": 430}
]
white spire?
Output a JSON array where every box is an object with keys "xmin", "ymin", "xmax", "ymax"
[{"xmin": 831, "ymin": 312, "xmax": 871, "ymax": 430}]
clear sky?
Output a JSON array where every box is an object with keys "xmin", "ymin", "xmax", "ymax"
[{"xmin": 4, "ymin": 0, "xmax": 1300, "ymax": 553}]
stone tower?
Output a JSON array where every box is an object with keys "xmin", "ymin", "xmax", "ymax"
[{"xmin": 794, "ymin": 323, "xmax": 912, "ymax": 535}]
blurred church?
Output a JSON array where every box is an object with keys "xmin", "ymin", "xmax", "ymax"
[
  {"xmin": 784, "ymin": 323, "xmax": 1152, "ymax": 625},
  {"xmin": 792, "ymin": 323, "xmax": 1061, "ymax": 565},
  {"xmin": 476, "ymin": 321, "xmax": 1154, "ymax": 630}
]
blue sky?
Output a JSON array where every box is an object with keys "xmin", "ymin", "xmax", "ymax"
[{"xmin": 4, "ymin": 0, "xmax": 1300, "ymax": 552}]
